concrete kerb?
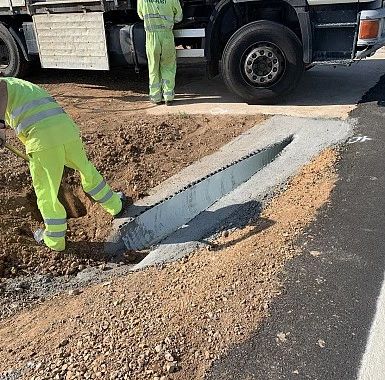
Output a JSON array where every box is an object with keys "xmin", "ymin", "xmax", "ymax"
[{"xmin": 105, "ymin": 115, "xmax": 353, "ymax": 270}]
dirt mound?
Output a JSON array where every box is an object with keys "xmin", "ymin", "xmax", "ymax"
[{"xmin": 0, "ymin": 107, "xmax": 263, "ymax": 279}]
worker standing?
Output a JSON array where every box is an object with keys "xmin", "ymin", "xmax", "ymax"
[
  {"xmin": 0, "ymin": 76, "xmax": 125, "ymax": 252},
  {"xmin": 137, "ymin": 0, "xmax": 183, "ymax": 105}
]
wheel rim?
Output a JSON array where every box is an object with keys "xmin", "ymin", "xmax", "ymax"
[
  {"xmin": 242, "ymin": 42, "xmax": 285, "ymax": 87},
  {"xmin": 0, "ymin": 39, "xmax": 10, "ymax": 70}
]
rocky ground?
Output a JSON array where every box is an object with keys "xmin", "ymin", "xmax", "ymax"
[{"xmin": 0, "ymin": 64, "xmax": 341, "ymax": 379}]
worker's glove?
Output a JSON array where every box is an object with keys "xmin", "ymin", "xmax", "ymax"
[{"xmin": 0, "ymin": 121, "xmax": 5, "ymax": 149}]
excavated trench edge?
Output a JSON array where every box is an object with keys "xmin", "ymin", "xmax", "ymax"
[{"xmin": 110, "ymin": 136, "xmax": 293, "ymax": 256}]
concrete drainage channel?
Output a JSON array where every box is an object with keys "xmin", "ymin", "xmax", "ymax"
[
  {"xmin": 119, "ymin": 137, "xmax": 292, "ymax": 250},
  {"xmin": 106, "ymin": 115, "xmax": 352, "ymax": 270}
]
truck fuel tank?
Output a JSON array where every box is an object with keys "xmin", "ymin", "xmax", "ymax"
[{"xmin": 106, "ymin": 23, "xmax": 147, "ymax": 68}]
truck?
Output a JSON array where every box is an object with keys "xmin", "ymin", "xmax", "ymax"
[{"xmin": 1, "ymin": 0, "xmax": 385, "ymax": 104}]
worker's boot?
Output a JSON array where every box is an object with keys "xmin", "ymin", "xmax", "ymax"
[
  {"xmin": 33, "ymin": 228, "xmax": 44, "ymax": 244},
  {"xmin": 113, "ymin": 191, "xmax": 128, "ymax": 219},
  {"xmin": 33, "ymin": 228, "xmax": 65, "ymax": 251}
]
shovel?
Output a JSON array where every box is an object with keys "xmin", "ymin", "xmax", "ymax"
[
  {"xmin": 4, "ymin": 142, "xmax": 29, "ymax": 162},
  {"xmin": 4, "ymin": 142, "xmax": 85, "ymax": 218}
]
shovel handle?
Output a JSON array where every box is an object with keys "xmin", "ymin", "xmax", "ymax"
[{"xmin": 4, "ymin": 142, "xmax": 29, "ymax": 162}]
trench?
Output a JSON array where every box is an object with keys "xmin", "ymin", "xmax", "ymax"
[{"xmin": 26, "ymin": 169, "xmax": 89, "ymax": 221}]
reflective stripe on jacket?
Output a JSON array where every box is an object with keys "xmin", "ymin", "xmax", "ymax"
[
  {"xmin": 0, "ymin": 77, "xmax": 80, "ymax": 153},
  {"xmin": 137, "ymin": 0, "xmax": 183, "ymax": 32}
]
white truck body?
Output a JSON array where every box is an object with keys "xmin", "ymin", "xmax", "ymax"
[{"xmin": 1, "ymin": 0, "xmax": 385, "ymax": 103}]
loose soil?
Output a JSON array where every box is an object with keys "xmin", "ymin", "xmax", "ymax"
[
  {"xmin": 0, "ymin": 67, "xmax": 265, "ymax": 280},
  {"xmin": 0, "ymin": 66, "xmax": 339, "ymax": 379}
]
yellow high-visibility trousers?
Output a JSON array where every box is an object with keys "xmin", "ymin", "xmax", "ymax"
[
  {"xmin": 146, "ymin": 30, "xmax": 177, "ymax": 102},
  {"xmin": 29, "ymin": 139, "xmax": 122, "ymax": 251}
]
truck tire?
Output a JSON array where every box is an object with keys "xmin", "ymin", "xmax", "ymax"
[
  {"xmin": 222, "ymin": 21, "xmax": 304, "ymax": 104},
  {"xmin": 0, "ymin": 23, "xmax": 30, "ymax": 77}
]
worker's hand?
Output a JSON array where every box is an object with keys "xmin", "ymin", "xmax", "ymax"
[{"xmin": 0, "ymin": 124, "xmax": 5, "ymax": 149}]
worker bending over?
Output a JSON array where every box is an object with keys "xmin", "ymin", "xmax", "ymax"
[
  {"xmin": 0, "ymin": 76, "xmax": 125, "ymax": 252},
  {"xmin": 137, "ymin": 0, "xmax": 183, "ymax": 105}
]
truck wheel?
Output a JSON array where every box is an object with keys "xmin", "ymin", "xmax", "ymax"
[
  {"xmin": 222, "ymin": 21, "xmax": 304, "ymax": 104},
  {"xmin": 0, "ymin": 23, "xmax": 30, "ymax": 77}
]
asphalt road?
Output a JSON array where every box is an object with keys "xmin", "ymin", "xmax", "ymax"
[{"xmin": 203, "ymin": 70, "xmax": 385, "ymax": 379}]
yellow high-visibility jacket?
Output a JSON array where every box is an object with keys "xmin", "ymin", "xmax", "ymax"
[
  {"xmin": 137, "ymin": 0, "xmax": 183, "ymax": 32},
  {"xmin": 1, "ymin": 77, "xmax": 79, "ymax": 153}
]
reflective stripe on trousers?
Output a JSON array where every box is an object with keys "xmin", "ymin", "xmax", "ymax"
[
  {"xmin": 145, "ymin": 30, "xmax": 177, "ymax": 102},
  {"xmin": 29, "ymin": 139, "xmax": 122, "ymax": 251},
  {"xmin": 64, "ymin": 140, "xmax": 121, "ymax": 216},
  {"xmin": 43, "ymin": 218, "xmax": 67, "ymax": 239},
  {"xmin": 87, "ymin": 180, "xmax": 115, "ymax": 206}
]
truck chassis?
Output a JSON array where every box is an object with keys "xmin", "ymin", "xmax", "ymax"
[{"xmin": 1, "ymin": 0, "xmax": 385, "ymax": 103}]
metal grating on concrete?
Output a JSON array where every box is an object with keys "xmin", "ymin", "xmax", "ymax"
[{"xmin": 118, "ymin": 137, "xmax": 292, "ymax": 251}]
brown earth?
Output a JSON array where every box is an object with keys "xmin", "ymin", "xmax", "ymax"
[
  {"xmin": 0, "ymin": 67, "xmax": 265, "ymax": 280},
  {"xmin": 0, "ymin": 66, "xmax": 340, "ymax": 379}
]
